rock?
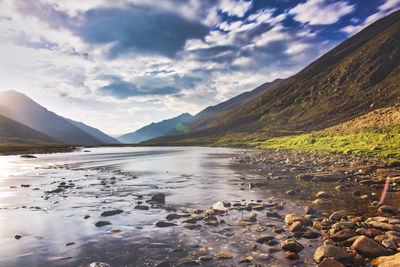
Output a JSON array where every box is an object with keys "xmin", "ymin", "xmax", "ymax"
[
  {"xmin": 352, "ymin": 235, "xmax": 388, "ymax": 258},
  {"xmin": 313, "ymin": 245, "xmax": 351, "ymax": 263},
  {"xmin": 214, "ymin": 253, "xmax": 233, "ymax": 259},
  {"xmin": 20, "ymin": 154, "xmax": 37, "ymax": 158},
  {"xmin": 285, "ymin": 252, "xmax": 299, "ymax": 260},
  {"xmin": 101, "ymin": 209, "xmax": 123, "ymax": 217},
  {"xmin": 256, "ymin": 235, "xmax": 274, "ymax": 244},
  {"xmin": 89, "ymin": 262, "xmax": 111, "ymax": 267},
  {"xmin": 198, "ymin": 256, "xmax": 212, "ymax": 262},
  {"xmin": 222, "ymin": 200, "xmax": 231, "ymax": 207},
  {"xmin": 332, "ymin": 229, "xmax": 357, "ymax": 242},
  {"xmin": 266, "ymin": 211, "xmax": 281, "ymax": 218},
  {"xmin": 371, "ymin": 252, "xmax": 400, "ymax": 267},
  {"xmin": 368, "ymin": 221, "xmax": 400, "ymax": 232},
  {"xmin": 315, "ymin": 191, "xmax": 330, "ymax": 198},
  {"xmin": 331, "ymin": 221, "xmax": 355, "ymax": 230},
  {"xmin": 317, "ymin": 258, "xmax": 345, "ymax": 267},
  {"xmin": 381, "ymin": 238, "xmax": 397, "ymax": 249},
  {"xmin": 304, "ymin": 206, "xmax": 317, "ymax": 215},
  {"xmin": 378, "ymin": 205, "xmax": 399, "ymax": 215},
  {"xmin": 166, "ymin": 213, "xmax": 182, "ymax": 220},
  {"xmin": 14, "ymin": 235, "xmax": 22, "ymax": 240},
  {"xmin": 290, "ymin": 221, "xmax": 307, "ymax": 232},
  {"xmin": 281, "ymin": 239, "xmax": 304, "ymax": 253},
  {"xmin": 296, "ymin": 174, "xmax": 314, "ymax": 181},
  {"xmin": 184, "ymin": 224, "xmax": 201, "ymax": 230},
  {"xmin": 135, "ymin": 205, "xmax": 149, "ymax": 210},
  {"xmin": 83, "ymin": 215, "xmax": 90, "ymax": 219},
  {"xmin": 238, "ymin": 257, "xmax": 251, "ymax": 263},
  {"xmin": 335, "ymin": 186, "xmax": 346, "ymax": 192},
  {"xmin": 285, "ymin": 214, "xmax": 309, "ymax": 225},
  {"xmin": 329, "ymin": 211, "xmax": 346, "ymax": 221},
  {"xmin": 95, "ymin": 221, "xmax": 111, "ymax": 227},
  {"xmin": 212, "ymin": 201, "xmax": 229, "ymax": 211},
  {"xmin": 154, "ymin": 261, "xmax": 172, "ymax": 267},
  {"xmin": 109, "ymin": 229, "xmax": 121, "ymax": 233},
  {"xmin": 286, "ymin": 190, "xmax": 295, "ymax": 196},
  {"xmin": 151, "ymin": 193, "xmax": 166, "ymax": 204},
  {"xmin": 303, "ymin": 231, "xmax": 321, "ymax": 239},
  {"xmin": 155, "ymin": 221, "xmax": 177, "ymax": 227},
  {"xmin": 177, "ymin": 259, "xmax": 199, "ymax": 266}
]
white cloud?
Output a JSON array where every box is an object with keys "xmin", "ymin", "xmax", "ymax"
[
  {"xmin": 289, "ymin": 0, "xmax": 354, "ymax": 25},
  {"xmin": 219, "ymin": 0, "xmax": 252, "ymax": 17}
]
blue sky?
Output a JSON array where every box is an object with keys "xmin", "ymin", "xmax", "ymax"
[{"xmin": 0, "ymin": 0, "xmax": 399, "ymax": 135}]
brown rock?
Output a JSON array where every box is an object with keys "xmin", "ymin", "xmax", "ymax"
[
  {"xmin": 352, "ymin": 235, "xmax": 388, "ymax": 258},
  {"xmin": 256, "ymin": 235, "xmax": 274, "ymax": 244},
  {"xmin": 332, "ymin": 229, "xmax": 357, "ymax": 242},
  {"xmin": 281, "ymin": 239, "xmax": 304, "ymax": 253},
  {"xmin": 372, "ymin": 252, "xmax": 400, "ymax": 267},
  {"xmin": 317, "ymin": 258, "xmax": 345, "ymax": 267},
  {"xmin": 313, "ymin": 245, "xmax": 351, "ymax": 263},
  {"xmin": 285, "ymin": 252, "xmax": 299, "ymax": 260}
]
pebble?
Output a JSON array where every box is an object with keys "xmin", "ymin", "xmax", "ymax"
[
  {"xmin": 100, "ymin": 209, "xmax": 123, "ymax": 217},
  {"xmin": 95, "ymin": 221, "xmax": 111, "ymax": 227}
]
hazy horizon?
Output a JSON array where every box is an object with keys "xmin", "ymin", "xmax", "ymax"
[{"xmin": 1, "ymin": 0, "xmax": 399, "ymax": 136}]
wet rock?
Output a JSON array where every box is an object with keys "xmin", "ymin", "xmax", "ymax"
[
  {"xmin": 109, "ymin": 229, "xmax": 122, "ymax": 233},
  {"xmin": 256, "ymin": 235, "xmax": 274, "ymax": 244},
  {"xmin": 222, "ymin": 200, "xmax": 231, "ymax": 208},
  {"xmin": 352, "ymin": 235, "xmax": 388, "ymax": 258},
  {"xmin": 372, "ymin": 252, "xmax": 400, "ymax": 267},
  {"xmin": 95, "ymin": 221, "xmax": 111, "ymax": 227},
  {"xmin": 317, "ymin": 258, "xmax": 345, "ymax": 267},
  {"xmin": 177, "ymin": 259, "xmax": 200, "ymax": 266},
  {"xmin": 286, "ymin": 190, "xmax": 295, "ymax": 196},
  {"xmin": 83, "ymin": 215, "xmax": 90, "ymax": 219},
  {"xmin": 315, "ymin": 191, "xmax": 330, "ymax": 198},
  {"xmin": 14, "ymin": 235, "xmax": 22, "ymax": 240},
  {"xmin": 285, "ymin": 214, "xmax": 309, "ymax": 225},
  {"xmin": 332, "ymin": 229, "xmax": 357, "ymax": 242},
  {"xmin": 313, "ymin": 245, "xmax": 351, "ymax": 263},
  {"xmin": 155, "ymin": 221, "xmax": 177, "ymax": 228},
  {"xmin": 281, "ymin": 239, "xmax": 304, "ymax": 253},
  {"xmin": 135, "ymin": 205, "xmax": 149, "ymax": 210},
  {"xmin": 183, "ymin": 224, "xmax": 201, "ymax": 230},
  {"xmin": 381, "ymin": 238, "xmax": 397, "ymax": 249},
  {"xmin": 290, "ymin": 221, "xmax": 307, "ymax": 232},
  {"xmin": 238, "ymin": 257, "xmax": 251, "ymax": 263},
  {"xmin": 21, "ymin": 184, "xmax": 31, "ymax": 188},
  {"xmin": 214, "ymin": 253, "xmax": 233, "ymax": 259},
  {"xmin": 329, "ymin": 211, "xmax": 346, "ymax": 221},
  {"xmin": 266, "ymin": 212, "xmax": 281, "ymax": 218},
  {"xmin": 332, "ymin": 221, "xmax": 355, "ymax": 230},
  {"xmin": 335, "ymin": 186, "xmax": 346, "ymax": 192},
  {"xmin": 198, "ymin": 256, "xmax": 212, "ymax": 262},
  {"xmin": 253, "ymin": 205, "xmax": 265, "ymax": 211},
  {"xmin": 378, "ymin": 205, "xmax": 399, "ymax": 215},
  {"xmin": 89, "ymin": 262, "xmax": 111, "ymax": 267},
  {"xmin": 21, "ymin": 154, "xmax": 37, "ymax": 158},
  {"xmin": 65, "ymin": 242, "xmax": 75, "ymax": 246},
  {"xmin": 285, "ymin": 252, "xmax": 299, "ymax": 260},
  {"xmin": 304, "ymin": 206, "xmax": 317, "ymax": 215},
  {"xmin": 101, "ymin": 209, "xmax": 123, "ymax": 217},
  {"xmin": 151, "ymin": 193, "xmax": 166, "ymax": 204},
  {"xmin": 303, "ymin": 231, "xmax": 321, "ymax": 239}
]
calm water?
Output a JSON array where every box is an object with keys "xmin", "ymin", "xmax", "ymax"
[{"xmin": 1, "ymin": 147, "xmax": 304, "ymax": 266}]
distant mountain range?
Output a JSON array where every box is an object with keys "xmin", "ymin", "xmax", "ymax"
[
  {"xmin": 117, "ymin": 113, "xmax": 193, "ymax": 143},
  {"xmin": 143, "ymin": 9, "xmax": 400, "ymax": 145},
  {"xmin": 0, "ymin": 90, "xmax": 118, "ymax": 145}
]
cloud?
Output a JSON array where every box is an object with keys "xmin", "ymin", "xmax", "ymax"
[
  {"xmin": 219, "ymin": 0, "xmax": 252, "ymax": 17},
  {"xmin": 16, "ymin": 1, "xmax": 210, "ymax": 58},
  {"xmin": 12, "ymin": 31, "xmax": 58, "ymax": 50},
  {"xmin": 98, "ymin": 75, "xmax": 180, "ymax": 98},
  {"xmin": 289, "ymin": 0, "xmax": 354, "ymax": 25}
]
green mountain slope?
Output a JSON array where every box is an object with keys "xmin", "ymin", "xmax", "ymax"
[{"xmin": 144, "ymin": 9, "xmax": 400, "ymax": 145}]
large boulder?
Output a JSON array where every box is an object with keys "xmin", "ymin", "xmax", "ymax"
[
  {"xmin": 351, "ymin": 235, "xmax": 388, "ymax": 258},
  {"xmin": 313, "ymin": 245, "xmax": 351, "ymax": 263}
]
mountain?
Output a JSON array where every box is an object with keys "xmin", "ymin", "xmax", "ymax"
[
  {"xmin": 117, "ymin": 113, "xmax": 193, "ymax": 143},
  {"xmin": 66, "ymin": 118, "xmax": 119, "ymax": 144},
  {"xmin": 0, "ymin": 90, "xmax": 110, "ymax": 145},
  {"xmin": 143, "ymin": 9, "xmax": 400, "ymax": 145},
  {"xmin": 0, "ymin": 113, "xmax": 56, "ymax": 142}
]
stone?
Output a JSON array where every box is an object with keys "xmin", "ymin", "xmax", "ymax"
[
  {"xmin": 332, "ymin": 229, "xmax": 357, "ymax": 242},
  {"xmin": 303, "ymin": 231, "xmax": 321, "ymax": 239},
  {"xmin": 151, "ymin": 193, "xmax": 166, "ymax": 204},
  {"xmin": 95, "ymin": 221, "xmax": 111, "ymax": 227},
  {"xmin": 214, "ymin": 253, "xmax": 233, "ymax": 259},
  {"xmin": 184, "ymin": 224, "xmax": 201, "ymax": 230},
  {"xmin": 154, "ymin": 261, "xmax": 171, "ymax": 267},
  {"xmin": 135, "ymin": 205, "xmax": 149, "ymax": 210},
  {"xmin": 238, "ymin": 257, "xmax": 251, "ymax": 263},
  {"xmin": 313, "ymin": 245, "xmax": 351, "ymax": 263},
  {"xmin": 177, "ymin": 259, "xmax": 200, "ymax": 266},
  {"xmin": 368, "ymin": 221, "xmax": 400, "ymax": 232},
  {"xmin": 329, "ymin": 211, "xmax": 346, "ymax": 221},
  {"xmin": 198, "ymin": 256, "xmax": 212, "ymax": 262},
  {"xmin": 315, "ymin": 191, "xmax": 330, "ymax": 198},
  {"xmin": 14, "ymin": 235, "xmax": 22, "ymax": 240},
  {"xmin": 378, "ymin": 205, "xmax": 399, "ymax": 215},
  {"xmin": 101, "ymin": 209, "xmax": 123, "ymax": 217},
  {"xmin": 381, "ymin": 238, "xmax": 397, "ymax": 249},
  {"xmin": 89, "ymin": 262, "xmax": 111, "ymax": 267},
  {"xmin": 286, "ymin": 190, "xmax": 295, "ymax": 196},
  {"xmin": 352, "ymin": 235, "xmax": 388, "ymax": 258},
  {"xmin": 256, "ymin": 235, "xmax": 274, "ymax": 244},
  {"xmin": 317, "ymin": 258, "xmax": 345, "ymax": 267},
  {"xmin": 281, "ymin": 239, "xmax": 304, "ymax": 253},
  {"xmin": 296, "ymin": 174, "xmax": 314, "ymax": 181},
  {"xmin": 155, "ymin": 221, "xmax": 177, "ymax": 227},
  {"xmin": 285, "ymin": 214, "xmax": 308, "ymax": 225},
  {"xmin": 20, "ymin": 154, "xmax": 37, "ymax": 158},
  {"xmin": 290, "ymin": 221, "xmax": 307, "ymax": 232},
  {"xmin": 371, "ymin": 253, "xmax": 400, "ymax": 267},
  {"xmin": 285, "ymin": 252, "xmax": 299, "ymax": 260}
]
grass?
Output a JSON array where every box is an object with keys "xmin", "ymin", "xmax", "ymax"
[
  {"xmin": 0, "ymin": 138, "xmax": 76, "ymax": 155},
  {"xmin": 212, "ymin": 125, "xmax": 400, "ymax": 159}
]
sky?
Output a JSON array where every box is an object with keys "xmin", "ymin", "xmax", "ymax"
[{"xmin": 0, "ymin": 0, "xmax": 399, "ymax": 136}]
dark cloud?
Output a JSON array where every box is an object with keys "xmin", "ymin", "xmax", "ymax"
[
  {"xmin": 99, "ymin": 76, "xmax": 180, "ymax": 98},
  {"xmin": 16, "ymin": 1, "xmax": 210, "ymax": 58}
]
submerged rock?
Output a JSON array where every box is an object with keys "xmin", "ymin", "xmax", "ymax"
[
  {"xmin": 285, "ymin": 252, "xmax": 299, "ymax": 260},
  {"xmin": 89, "ymin": 262, "xmax": 111, "ymax": 267},
  {"xmin": 281, "ymin": 239, "xmax": 304, "ymax": 253},
  {"xmin": 256, "ymin": 235, "xmax": 274, "ymax": 244},
  {"xmin": 95, "ymin": 221, "xmax": 111, "ymax": 227},
  {"xmin": 155, "ymin": 221, "xmax": 177, "ymax": 227},
  {"xmin": 151, "ymin": 193, "xmax": 166, "ymax": 204}
]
